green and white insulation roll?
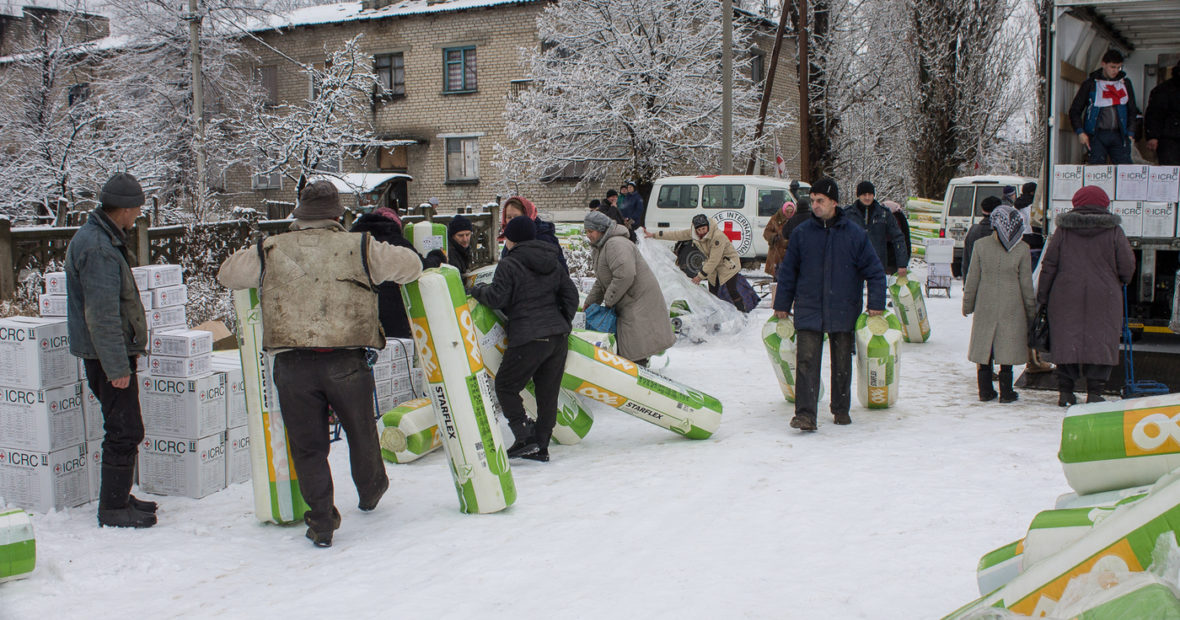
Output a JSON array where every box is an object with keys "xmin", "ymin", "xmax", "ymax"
[
  {"xmin": 888, "ymin": 276, "xmax": 931, "ymax": 343},
  {"xmin": 0, "ymin": 509, "xmax": 35, "ymax": 582},
  {"xmin": 404, "ymin": 220, "xmax": 448, "ymax": 257},
  {"xmin": 854, "ymin": 312, "xmax": 903, "ymax": 409},
  {"xmin": 1059, "ymin": 393, "xmax": 1180, "ymax": 496},
  {"xmin": 379, "ymin": 397, "xmax": 442, "ymax": 464}
]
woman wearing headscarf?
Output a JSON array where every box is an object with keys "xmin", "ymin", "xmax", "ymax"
[
  {"xmin": 499, "ymin": 196, "xmax": 567, "ymax": 270},
  {"xmin": 962, "ymin": 206, "xmax": 1037, "ymax": 403},
  {"xmin": 763, "ymin": 201, "xmax": 795, "ymax": 279},
  {"xmin": 1037, "ymin": 186, "xmax": 1136, "ymax": 406}
]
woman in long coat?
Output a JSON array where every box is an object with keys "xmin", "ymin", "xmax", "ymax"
[
  {"xmin": 962, "ymin": 206, "xmax": 1037, "ymax": 403},
  {"xmin": 763, "ymin": 201, "xmax": 796, "ymax": 278},
  {"xmin": 583, "ymin": 211, "xmax": 675, "ymax": 365},
  {"xmin": 1038, "ymin": 186, "xmax": 1136, "ymax": 406}
]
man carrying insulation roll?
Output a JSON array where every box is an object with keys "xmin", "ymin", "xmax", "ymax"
[
  {"xmin": 471, "ymin": 216, "xmax": 579, "ymax": 462},
  {"xmin": 773, "ymin": 178, "xmax": 887, "ymax": 431},
  {"xmin": 218, "ymin": 180, "xmax": 423, "ymax": 548}
]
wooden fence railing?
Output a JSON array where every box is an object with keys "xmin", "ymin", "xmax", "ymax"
[{"xmin": 0, "ymin": 205, "xmax": 500, "ymax": 301}]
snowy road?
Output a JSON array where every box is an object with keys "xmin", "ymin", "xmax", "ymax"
[{"xmin": 2, "ymin": 281, "xmax": 1071, "ymax": 619}]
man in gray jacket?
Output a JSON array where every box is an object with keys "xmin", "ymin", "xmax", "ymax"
[
  {"xmin": 65, "ymin": 173, "xmax": 155, "ymax": 528},
  {"xmin": 218, "ymin": 180, "xmax": 422, "ymax": 548}
]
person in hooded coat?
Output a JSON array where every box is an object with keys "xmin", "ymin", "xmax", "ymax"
[
  {"xmin": 1038, "ymin": 186, "xmax": 1136, "ymax": 406},
  {"xmin": 962, "ymin": 206, "xmax": 1036, "ymax": 403},
  {"xmin": 647, "ymin": 213, "xmax": 748, "ymax": 312},
  {"xmin": 583, "ymin": 210, "xmax": 675, "ymax": 364},
  {"xmin": 349, "ymin": 207, "xmax": 442, "ymax": 338},
  {"xmin": 500, "ymin": 195, "xmax": 568, "ymax": 271},
  {"xmin": 471, "ymin": 216, "xmax": 579, "ymax": 462},
  {"xmin": 763, "ymin": 201, "xmax": 796, "ymax": 279}
]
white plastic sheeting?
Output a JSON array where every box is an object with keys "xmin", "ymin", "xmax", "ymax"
[{"xmin": 634, "ymin": 232, "xmax": 746, "ymax": 342}]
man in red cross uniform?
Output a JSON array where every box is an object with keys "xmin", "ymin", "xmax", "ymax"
[
  {"xmin": 1069, "ymin": 49, "xmax": 1142, "ymax": 165},
  {"xmin": 646, "ymin": 214, "xmax": 751, "ymax": 312}
]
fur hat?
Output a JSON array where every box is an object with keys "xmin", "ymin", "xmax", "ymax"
[
  {"xmin": 691, "ymin": 214, "xmax": 709, "ymax": 229},
  {"xmin": 503, "ymin": 215, "xmax": 536, "ymax": 243},
  {"xmin": 292, "ymin": 181, "xmax": 343, "ymax": 220},
  {"xmin": 856, "ymin": 181, "xmax": 875, "ymax": 197},
  {"xmin": 100, "ymin": 173, "xmax": 145, "ymax": 209},
  {"xmin": 1072, "ymin": 185, "xmax": 1110, "ymax": 209},
  {"xmin": 584, "ymin": 210, "xmax": 613, "ymax": 233},
  {"xmin": 810, "ymin": 178, "xmax": 839, "ymax": 202}
]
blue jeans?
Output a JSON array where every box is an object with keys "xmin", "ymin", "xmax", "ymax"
[{"xmin": 1088, "ymin": 129, "xmax": 1132, "ymax": 164}]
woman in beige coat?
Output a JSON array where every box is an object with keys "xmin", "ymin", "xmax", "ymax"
[
  {"xmin": 584, "ymin": 211, "xmax": 675, "ymax": 364},
  {"xmin": 962, "ymin": 206, "xmax": 1036, "ymax": 403}
]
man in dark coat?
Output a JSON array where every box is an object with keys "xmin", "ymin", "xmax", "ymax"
[
  {"xmin": 350, "ymin": 208, "xmax": 443, "ymax": 338},
  {"xmin": 962, "ymin": 196, "xmax": 1000, "ymax": 277},
  {"xmin": 774, "ymin": 178, "xmax": 887, "ymax": 431},
  {"xmin": 446, "ymin": 214, "xmax": 474, "ymax": 276},
  {"xmin": 843, "ymin": 181, "xmax": 909, "ymax": 276},
  {"xmin": 619, "ymin": 180, "xmax": 646, "ymax": 229},
  {"xmin": 1037, "ymin": 186, "xmax": 1136, "ymax": 406},
  {"xmin": 1068, "ymin": 49, "xmax": 1142, "ymax": 165},
  {"xmin": 471, "ymin": 216, "xmax": 579, "ymax": 462},
  {"xmin": 65, "ymin": 173, "xmax": 156, "ymax": 529},
  {"xmin": 1145, "ymin": 60, "xmax": 1180, "ymax": 165}
]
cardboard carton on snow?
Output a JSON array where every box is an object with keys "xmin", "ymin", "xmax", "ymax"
[
  {"xmin": 85, "ymin": 441, "xmax": 101, "ymax": 502},
  {"xmin": 147, "ymin": 306, "xmax": 186, "ymax": 330},
  {"xmin": 38, "ymin": 294, "xmax": 67, "ymax": 317},
  {"xmin": 195, "ymin": 321, "xmax": 236, "ymax": 351},
  {"xmin": 140, "ymin": 373, "xmax": 226, "ymax": 439},
  {"xmin": 150, "ymin": 329, "xmax": 213, "ymax": 358},
  {"xmin": 209, "ymin": 361, "xmax": 246, "ymax": 429},
  {"xmin": 1147, "ymin": 166, "xmax": 1180, "ymax": 203},
  {"xmin": 1141, "ymin": 202, "xmax": 1177, "ymax": 238},
  {"xmin": 1110, "ymin": 201, "xmax": 1144, "ymax": 237},
  {"xmin": 43, "ymin": 272, "xmax": 67, "ymax": 295},
  {"xmin": 130, "ymin": 267, "xmax": 150, "ymax": 291},
  {"xmin": 1115, "ymin": 165, "xmax": 1150, "ymax": 201},
  {"xmin": 0, "ymin": 443, "xmax": 90, "ymax": 513},
  {"xmin": 1084, "ymin": 166, "xmax": 1116, "ymax": 198},
  {"xmin": 138, "ymin": 432, "xmax": 225, "ymax": 499},
  {"xmin": 151, "ymin": 284, "xmax": 188, "ymax": 309},
  {"xmin": 226, "ymin": 425, "xmax": 250, "ymax": 485},
  {"xmin": 1053, "ymin": 165, "xmax": 1085, "ymax": 200},
  {"xmin": 135, "ymin": 265, "xmax": 184, "ymax": 289},
  {"xmin": 139, "ymin": 290, "xmax": 153, "ymax": 311},
  {"xmin": 0, "ymin": 383, "xmax": 84, "ymax": 452},
  {"xmin": 0, "ymin": 317, "xmax": 78, "ymax": 388}
]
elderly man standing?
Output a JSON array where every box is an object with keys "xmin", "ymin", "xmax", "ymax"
[
  {"xmin": 843, "ymin": 181, "xmax": 908, "ymax": 277},
  {"xmin": 65, "ymin": 173, "xmax": 155, "ymax": 528},
  {"xmin": 218, "ymin": 181, "xmax": 423, "ymax": 548}
]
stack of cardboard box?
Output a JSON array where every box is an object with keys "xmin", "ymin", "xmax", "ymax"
[
  {"xmin": 211, "ymin": 352, "xmax": 249, "ymax": 486},
  {"xmin": 372, "ymin": 338, "xmax": 426, "ymax": 416}
]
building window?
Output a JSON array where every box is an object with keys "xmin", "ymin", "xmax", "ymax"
[
  {"xmin": 256, "ymin": 66, "xmax": 278, "ymax": 106},
  {"xmin": 445, "ymin": 137, "xmax": 479, "ymax": 182},
  {"xmin": 252, "ymin": 171, "xmax": 282, "ymax": 190},
  {"xmin": 68, "ymin": 83, "xmax": 90, "ymax": 106},
  {"xmin": 750, "ymin": 53, "xmax": 765, "ymax": 85},
  {"xmin": 443, "ymin": 46, "xmax": 477, "ymax": 93},
  {"xmin": 374, "ymin": 53, "xmax": 405, "ymax": 98},
  {"xmin": 313, "ymin": 156, "xmax": 341, "ymax": 174},
  {"xmin": 309, "ymin": 61, "xmax": 329, "ymax": 101}
]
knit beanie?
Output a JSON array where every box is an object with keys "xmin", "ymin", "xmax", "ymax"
[
  {"xmin": 584, "ymin": 210, "xmax": 613, "ymax": 233},
  {"xmin": 1072, "ymin": 185, "xmax": 1110, "ymax": 209},
  {"xmin": 1002, "ymin": 185, "xmax": 1017, "ymax": 202},
  {"xmin": 856, "ymin": 181, "xmax": 875, "ymax": 197},
  {"xmin": 810, "ymin": 178, "xmax": 839, "ymax": 202},
  {"xmin": 100, "ymin": 173, "xmax": 145, "ymax": 209},
  {"xmin": 448, "ymin": 214, "xmax": 473, "ymax": 237},
  {"xmin": 503, "ymin": 215, "xmax": 536, "ymax": 243},
  {"xmin": 980, "ymin": 196, "xmax": 1002, "ymax": 214},
  {"xmin": 605, "ymin": 189, "xmax": 619, "ymax": 198},
  {"xmin": 292, "ymin": 180, "xmax": 343, "ymax": 220}
]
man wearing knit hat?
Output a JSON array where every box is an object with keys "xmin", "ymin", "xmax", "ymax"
[
  {"xmin": 471, "ymin": 216, "xmax": 578, "ymax": 462},
  {"xmin": 218, "ymin": 180, "xmax": 423, "ymax": 547},
  {"xmin": 775, "ymin": 178, "xmax": 887, "ymax": 431},
  {"xmin": 446, "ymin": 214, "xmax": 474, "ymax": 275},
  {"xmin": 843, "ymin": 180, "xmax": 908, "ymax": 276},
  {"xmin": 65, "ymin": 172, "xmax": 155, "ymax": 528}
]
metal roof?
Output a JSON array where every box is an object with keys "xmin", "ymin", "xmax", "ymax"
[{"xmin": 1059, "ymin": 0, "xmax": 1180, "ymax": 51}]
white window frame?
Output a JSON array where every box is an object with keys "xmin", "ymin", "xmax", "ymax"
[
  {"xmin": 252, "ymin": 171, "xmax": 282, "ymax": 190},
  {"xmin": 440, "ymin": 133, "xmax": 483, "ymax": 182}
]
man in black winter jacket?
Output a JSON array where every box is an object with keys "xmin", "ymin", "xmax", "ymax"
[
  {"xmin": 471, "ymin": 216, "xmax": 579, "ymax": 463},
  {"xmin": 446, "ymin": 215, "xmax": 474, "ymax": 276},
  {"xmin": 962, "ymin": 196, "xmax": 1000, "ymax": 277},
  {"xmin": 843, "ymin": 181, "xmax": 909, "ymax": 276},
  {"xmin": 1068, "ymin": 49, "xmax": 1141, "ymax": 165},
  {"xmin": 1146, "ymin": 60, "xmax": 1180, "ymax": 165}
]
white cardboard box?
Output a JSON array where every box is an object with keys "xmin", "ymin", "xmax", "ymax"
[
  {"xmin": 375, "ymin": 338, "xmax": 415, "ymax": 365},
  {"xmin": 1053, "ymin": 165, "xmax": 1085, "ymax": 200},
  {"xmin": 1115, "ymin": 165, "xmax": 1151, "ymax": 201},
  {"xmin": 81, "ymin": 381, "xmax": 103, "ymax": 442},
  {"xmin": 0, "ymin": 317, "xmax": 78, "ymax": 388},
  {"xmin": 138, "ymin": 432, "xmax": 225, "ymax": 499},
  {"xmin": 136, "ymin": 265, "xmax": 184, "ymax": 289},
  {"xmin": 1141, "ymin": 202, "xmax": 1177, "ymax": 238},
  {"xmin": 226, "ymin": 425, "xmax": 250, "ymax": 486},
  {"xmin": 151, "ymin": 329, "xmax": 213, "ymax": 358},
  {"xmin": 0, "ymin": 383, "xmax": 84, "ymax": 452},
  {"xmin": 85, "ymin": 440, "xmax": 101, "ymax": 502},
  {"xmin": 151, "ymin": 284, "xmax": 188, "ymax": 309},
  {"xmin": 43, "ymin": 272, "xmax": 67, "ymax": 295},
  {"xmin": 0, "ymin": 443, "xmax": 90, "ymax": 513},
  {"xmin": 211, "ymin": 365, "xmax": 246, "ymax": 429},
  {"xmin": 147, "ymin": 306, "xmax": 186, "ymax": 330},
  {"xmin": 1147, "ymin": 166, "xmax": 1180, "ymax": 203},
  {"xmin": 149, "ymin": 353, "xmax": 212, "ymax": 379},
  {"xmin": 140, "ymin": 373, "xmax": 226, "ymax": 439},
  {"xmin": 1050, "ymin": 200, "xmax": 1073, "ymax": 223},
  {"xmin": 38, "ymin": 294, "xmax": 67, "ymax": 317},
  {"xmin": 130, "ymin": 267, "xmax": 150, "ymax": 291},
  {"xmin": 1110, "ymin": 201, "xmax": 1144, "ymax": 237},
  {"xmin": 1084, "ymin": 166, "xmax": 1116, "ymax": 198},
  {"xmin": 139, "ymin": 290, "xmax": 153, "ymax": 310}
]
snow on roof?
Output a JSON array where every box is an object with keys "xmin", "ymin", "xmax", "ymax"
[
  {"xmin": 0, "ymin": 32, "xmax": 133, "ymax": 64},
  {"xmin": 248, "ymin": 0, "xmax": 539, "ymax": 33}
]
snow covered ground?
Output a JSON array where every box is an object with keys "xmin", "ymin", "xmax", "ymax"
[{"xmin": 2, "ymin": 276, "xmax": 1074, "ymax": 619}]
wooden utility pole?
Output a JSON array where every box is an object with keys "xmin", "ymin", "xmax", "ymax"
[
  {"xmin": 187, "ymin": 0, "xmax": 206, "ymax": 215},
  {"xmin": 746, "ymin": 0, "xmax": 791, "ymax": 175},
  {"xmin": 721, "ymin": 0, "xmax": 733, "ymax": 174},
  {"xmin": 796, "ymin": 0, "xmax": 811, "ymax": 182}
]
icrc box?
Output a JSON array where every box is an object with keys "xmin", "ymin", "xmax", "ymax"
[
  {"xmin": 0, "ymin": 383, "xmax": 84, "ymax": 452},
  {"xmin": 85, "ymin": 441, "xmax": 101, "ymax": 502},
  {"xmin": 150, "ymin": 329, "xmax": 213, "ymax": 358},
  {"xmin": 0, "ymin": 443, "xmax": 90, "ymax": 513},
  {"xmin": 226, "ymin": 425, "xmax": 250, "ymax": 485},
  {"xmin": 0, "ymin": 317, "xmax": 78, "ymax": 388},
  {"xmin": 138, "ymin": 432, "xmax": 225, "ymax": 499},
  {"xmin": 149, "ymin": 353, "xmax": 211, "ymax": 379},
  {"xmin": 135, "ymin": 264, "xmax": 184, "ymax": 289},
  {"xmin": 140, "ymin": 373, "xmax": 226, "ymax": 439},
  {"xmin": 210, "ymin": 361, "xmax": 246, "ymax": 429}
]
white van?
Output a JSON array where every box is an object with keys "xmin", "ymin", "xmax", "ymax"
[
  {"xmin": 647, "ymin": 175, "xmax": 808, "ymax": 260},
  {"xmin": 939, "ymin": 174, "xmax": 1034, "ymax": 275}
]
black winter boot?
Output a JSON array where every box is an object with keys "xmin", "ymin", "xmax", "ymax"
[
  {"xmin": 978, "ymin": 365, "xmax": 997, "ymax": 402},
  {"xmin": 998, "ymin": 366, "xmax": 1018, "ymax": 403},
  {"xmin": 1087, "ymin": 380, "xmax": 1107, "ymax": 404},
  {"xmin": 507, "ymin": 420, "xmax": 537, "ymax": 458},
  {"xmin": 98, "ymin": 465, "xmax": 156, "ymax": 529},
  {"xmin": 1058, "ymin": 377, "xmax": 1077, "ymax": 407},
  {"xmin": 128, "ymin": 495, "xmax": 158, "ymax": 513}
]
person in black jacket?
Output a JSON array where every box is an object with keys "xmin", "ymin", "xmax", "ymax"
[
  {"xmin": 882, "ymin": 200, "xmax": 912, "ymax": 274},
  {"xmin": 1145, "ymin": 60, "xmax": 1180, "ymax": 165},
  {"xmin": 471, "ymin": 216, "xmax": 579, "ymax": 463},
  {"xmin": 962, "ymin": 196, "xmax": 1000, "ymax": 278},
  {"xmin": 844, "ymin": 181, "xmax": 909, "ymax": 276},
  {"xmin": 447, "ymin": 215, "xmax": 473, "ymax": 276},
  {"xmin": 350, "ymin": 208, "xmax": 443, "ymax": 338}
]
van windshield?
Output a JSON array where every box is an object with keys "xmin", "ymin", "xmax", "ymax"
[
  {"xmin": 757, "ymin": 189, "xmax": 787, "ymax": 216},
  {"xmin": 656, "ymin": 184, "xmax": 698, "ymax": 209},
  {"xmin": 703, "ymin": 185, "xmax": 744, "ymax": 209}
]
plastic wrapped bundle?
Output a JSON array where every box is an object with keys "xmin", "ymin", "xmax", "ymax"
[
  {"xmin": 572, "ymin": 329, "xmax": 616, "ymax": 353},
  {"xmin": 468, "ymin": 302, "xmax": 594, "ymax": 445},
  {"xmin": 976, "ymin": 539, "xmax": 1023, "ymax": 596},
  {"xmin": 401, "ymin": 265, "xmax": 516, "ymax": 514},
  {"xmin": 1059, "ymin": 393, "xmax": 1180, "ymax": 495},
  {"xmin": 379, "ymin": 397, "xmax": 442, "ymax": 464},
  {"xmin": 1055, "ymin": 484, "xmax": 1155, "ymax": 510},
  {"xmin": 562, "ymin": 336, "xmax": 722, "ymax": 439},
  {"xmin": 404, "ymin": 221, "xmax": 448, "ymax": 257},
  {"xmin": 1022, "ymin": 494, "xmax": 1147, "ymax": 572},
  {"xmin": 464, "ymin": 264, "xmax": 496, "ymax": 290},
  {"xmin": 636, "ymin": 235, "xmax": 744, "ymax": 341},
  {"xmin": 233, "ymin": 289, "xmax": 311, "ymax": 525},
  {"xmin": 0, "ymin": 509, "xmax": 35, "ymax": 583},
  {"xmin": 854, "ymin": 312, "xmax": 903, "ymax": 409},
  {"xmin": 763, "ymin": 315, "xmax": 799, "ymax": 402},
  {"xmin": 888, "ymin": 275, "xmax": 930, "ymax": 343}
]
